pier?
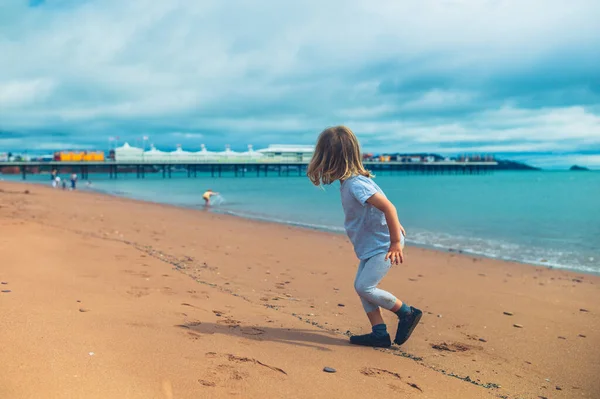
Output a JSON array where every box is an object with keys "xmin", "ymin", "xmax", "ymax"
[{"xmin": 0, "ymin": 161, "xmax": 498, "ymax": 180}]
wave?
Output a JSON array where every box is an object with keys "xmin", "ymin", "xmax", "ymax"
[
  {"xmin": 210, "ymin": 208, "xmax": 599, "ymax": 275},
  {"xmin": 86, "ymin": 182, "xmax": 599, "ymax": 275}
]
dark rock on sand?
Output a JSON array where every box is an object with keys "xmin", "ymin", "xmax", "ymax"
[
  {"xmin": 503, "ymin": 312, "xmax": 514, "ymax": 316},
  {"xmin": 323, "ymin": 367, "xmax": 336, "ymax": 373},
  {"xmin": 513, "ymin": 324, "xmax": 524, "ymax": 328}
]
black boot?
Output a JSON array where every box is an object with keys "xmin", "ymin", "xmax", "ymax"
[
  {"xmin": 394, "ymin": 306, "xmax": 422, "ymax": 346},
  {"xmin": 350, "ymin": 332, "xmax": 392, "ymax": 348}
]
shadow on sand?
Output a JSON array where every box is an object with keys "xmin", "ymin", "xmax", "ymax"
[{"xmin": 176, "ymin": 321, "xmax": 351, "ymax": 352}]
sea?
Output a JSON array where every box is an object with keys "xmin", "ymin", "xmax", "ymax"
[{"xmin": 4, "ymin": 170, "xmax": 600, "ymax": 275}]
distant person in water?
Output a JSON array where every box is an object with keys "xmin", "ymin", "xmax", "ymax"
[
  {"xmin": 202, "ymin": 189, "xmax": 219, "ymax": 206},
  {"xmin": 70, "ymin": 173, "xmax": 77, "ymax": 190},
  {"xmin": 307, "ymin": 126, "xmax": 422, "ymax": 348}
]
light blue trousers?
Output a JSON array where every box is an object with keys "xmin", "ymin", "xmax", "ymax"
[{"xmin": 354, "ymin": 252, "xmax": 398, "ymax": 313}]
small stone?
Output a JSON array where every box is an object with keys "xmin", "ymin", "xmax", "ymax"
[
  {"xmin": 79, "ymin": 308, "xmax": 90, "ymax": 313},
  {"xmin": 1, "ymin": 290, "xmax": 11, "ymax": 293},
  {"xmin": 545, "ymin": 378, "xmax": 551, "ymax": 382},
  {"xmin": 478, "ymin": 338, "xmax": 487, "ymax": 342},
  {"xmin": 323, "ymin": 367, "xmax": 336, "ymax": 373},
  {"xmin": 513, "ymin": 324, "xmax": 523, "ymax": 328},
  {"xmin": 578, "ymin": 334, "xmax": 586, "ymax": 338},
  {"xmin": 555, "ymin": 386, "xmax": 562, "ymax": 391},
  {"xmin": 1, "ymin": 282, "xmax": 7, "ymax": 285},
  {"xmin": 437, "ymin": 314, "xmax": 442, "ymax": 318},
  {"xmin": 579, "ymin": 308, "xmax": 589, "ymax": 312},
  {"xmin": 503, "ymin": 312, "xmax": 514, "ymax": 316},
  {"xmin": 337, "ymin": 303, "xmax": 345, "ymax": 307},
  {"xmin": 76, "ymin": 300, "xmax": 81, "ymax": 303},
  {"xmin": 558, "ymin": 336, "xmax": 566, "ymax": 340}
]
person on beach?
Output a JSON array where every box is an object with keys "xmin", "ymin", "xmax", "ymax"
[
  {"xmin": 307, "ymin": 126, "xmax": 422, "ymax": 348},
  {"xmin": 70, "ymin": 173, "xmax": 77, "ymax": 190},
  {"xmin": 202, "ymin": 189, "xmax": 219, "ymax": 207}
]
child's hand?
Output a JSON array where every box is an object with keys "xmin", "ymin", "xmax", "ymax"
[{"xmin": 386, "ymin": 241, "xmax": 404, "ymax": 265}]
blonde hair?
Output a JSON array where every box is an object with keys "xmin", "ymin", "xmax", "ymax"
[{"xmin": 307, "ymin": 126, "xmax": 372, "ymax": 186}]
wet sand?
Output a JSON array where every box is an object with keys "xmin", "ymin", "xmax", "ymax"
[{"xmin": 1, "ymin": 181, "xmax": 599, "ymax": 399}]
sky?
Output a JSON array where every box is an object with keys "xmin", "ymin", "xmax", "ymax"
[{"xmin": 1, "ymin": 0, "xmax": 599, "ymax": 168}]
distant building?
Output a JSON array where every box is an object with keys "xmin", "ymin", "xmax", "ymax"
[{"xmin": 256, "ymin": 144, "xmax": 314, "ymax": 163}]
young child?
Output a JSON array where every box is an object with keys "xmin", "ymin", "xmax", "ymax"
[
  {"xmin": 307, "ymin": 126, "xmax": 422, "ymax": 348},
  {"xmin": 202, "ymin": 189, "xmax": 219, "ymax": 206}
]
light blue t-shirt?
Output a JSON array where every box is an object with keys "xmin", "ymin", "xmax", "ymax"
[{"xmin": 340, "ymin": 175, "xmax": 390, "ymax": 260}]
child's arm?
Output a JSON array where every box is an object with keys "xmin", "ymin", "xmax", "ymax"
[{"xmin": 367, "ymin": 193, "xmax": 406, "ymax": 265}]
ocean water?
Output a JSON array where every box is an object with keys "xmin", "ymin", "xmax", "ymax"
[{"xmin": 5, "ymin": 170, "xmax": 600, "ymax": 274}]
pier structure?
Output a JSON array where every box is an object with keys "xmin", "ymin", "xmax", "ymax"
[{"xmin": 0, "ymin": 161, "xmax": 498, "ymax": 180}]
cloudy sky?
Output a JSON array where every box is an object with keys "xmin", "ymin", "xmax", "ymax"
[{"xmin": 1, "ymin": 0, "xmax": 599, "ymax": 168}]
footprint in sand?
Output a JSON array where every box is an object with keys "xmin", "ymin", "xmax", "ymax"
[
  {"xmin": 430, "ymin": 342, "xmax": 477, "ymax": 352},
  {"xmin": 126, "ymin": 286, "xmax": 150, "ymax": 298}
]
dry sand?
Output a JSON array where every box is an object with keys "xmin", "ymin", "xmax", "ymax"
[{"xmin": 1, "ymin": 181, "xmax": 599, "ymax": 399}]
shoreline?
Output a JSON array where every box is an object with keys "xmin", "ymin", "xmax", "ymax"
[
  {"xmin": 8, "ymin": 177, "xmax": 598, "ymax": 276},
  {"xmin": 2, "ymin": 181, "xmax": 599, "ymax": 398}
]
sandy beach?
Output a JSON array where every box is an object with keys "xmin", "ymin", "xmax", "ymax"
[{"xmin": 1, "ymin": 181, "xmax": 599, "ymax": 399}]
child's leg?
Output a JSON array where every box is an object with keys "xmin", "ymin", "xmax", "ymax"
[
  {"xmin": 354, "ymin": 252, "xmax": 400, "ymax": 312},
  {"xmin": 350, "ymin": 257, "xmax": 393, "ymax": 347}
]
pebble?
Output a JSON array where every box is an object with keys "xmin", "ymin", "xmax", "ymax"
[
  {"xmin": 437, "ymin": 314, "xmax": 442, "ymax": 318},
  {"xmin": 555, "ymin": 386, "xmax": 562, "ymax": 391},
  {"xmin": 579, "ymin": 308, "xmax": 589, "ymax": 312},
  {"xmin": 337, "ymin": 304, "xmax": 345, "ymax": 307},
  {"xmin": 513, "ymin": 324, "xmax": 524, "ymax": 328},
  {"xmin": 79, "ymin": 308, "xmax": 90, "ymax": 313},
  {"xmin": 503, "ymin": 312, "xmax": 514, "ymax": 316},
  {"xmin": 323, "ymin": 367, "xmax": 336, "ymax": 373},
  {"xmin": 478, "ymin": 338, "xmax": 487, "ymax": 343},
  {"xmin": 1, "ymin": 290, "xmax": 11, "ymax": 293},
  {"xmin": 578, "ymin": 334, "xmax": 586, "ymax": 338},
  {"xmin": 1, "ymin": 282, "xmax": 7, "ymax": 285},
  {"xmin": 558, "ymin": 336, "xmax": 566, "ymax": 340}
]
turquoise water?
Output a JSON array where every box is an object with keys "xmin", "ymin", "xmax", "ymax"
[{"xmin": 5, "ymin": 170, "xmax": 600, "ymax": 274}]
